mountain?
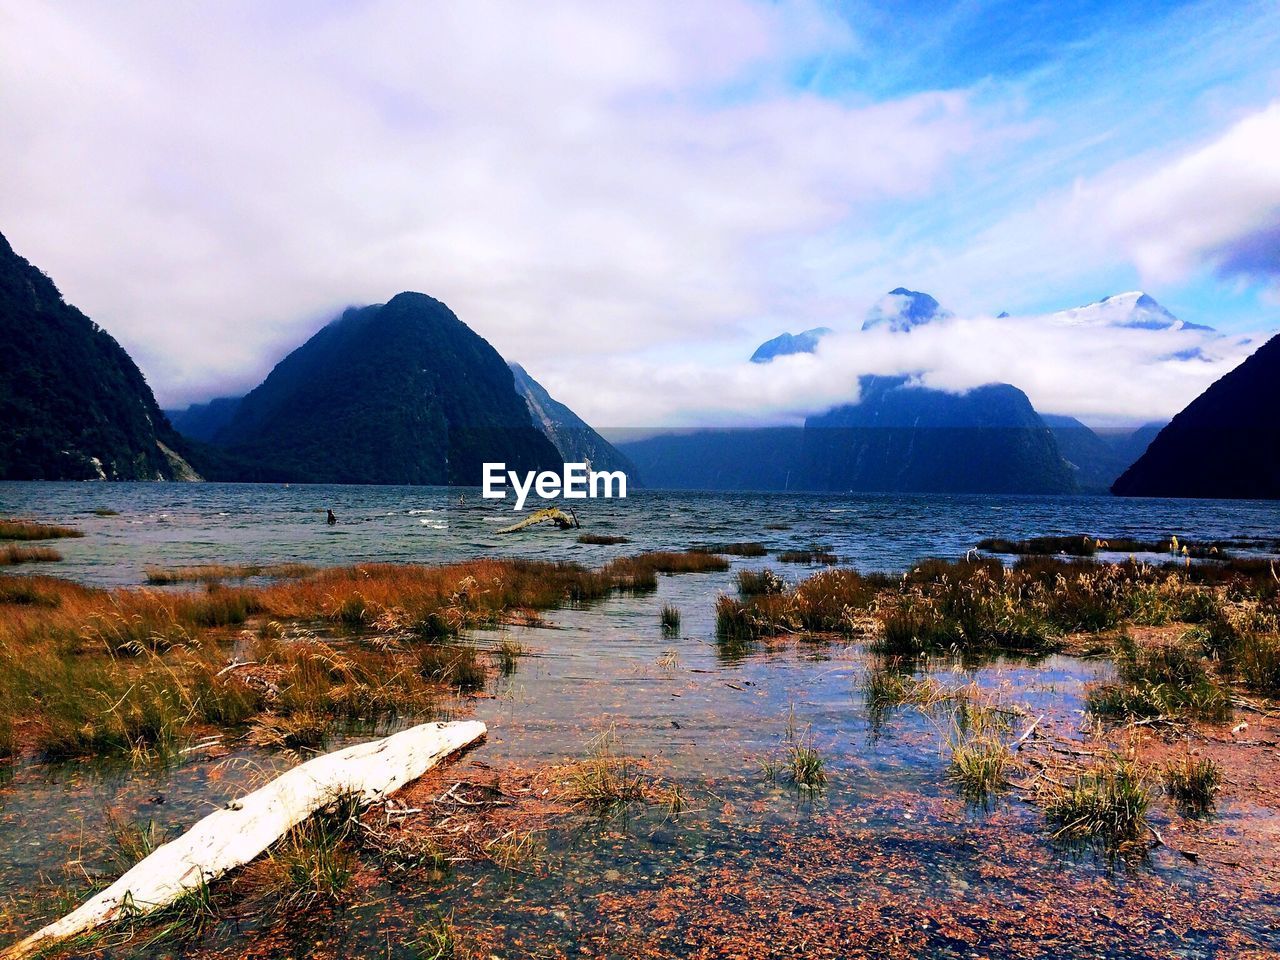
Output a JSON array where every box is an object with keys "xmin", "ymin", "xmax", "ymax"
[
  {"xmin": 802, "ymin": 376, "xmax": 1075, "ymax": 494},
  {"xmin": 508, "ymin": 363, "xmax": 639, "ymax": 479},
  {"xmin": 1046, "ymin": 291, "xmax": 1213, "ymax": 333},
  {"xmin": 862, "ymin": 288, "xmax": 951, "ymax": 332},
  {"xmin": 0, "ymin": 230, "xmax": 200, "ymax": 481},
  {"xmin": 749, "ymin": 327, "xmax": 832, "ymax": 363},
  {"xmin": 209, "ymin": 292, "xmax": 560, "ymax": 485},
  {"xmin": 1112, "ymin": 334, "xmax": 1280, "ymax": 499},
  {"xmin": 616, "ymin": 428, "xmax": 804, "ymax": 491},
  {"xmin": 1101, "ymin": 421, "xmax": 1166, "ymax": 471},
  {"xmin": 1041, "ymin": 414, "xmax": 1133, "ymax": 493},
  {"xmin": 166, "ymin": 396, "xmax": 243, "ymax": 443}
]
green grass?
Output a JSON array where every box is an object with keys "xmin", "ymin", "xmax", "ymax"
[
  {"xmin": 1163, "ymin": 754, "xmax": 1221, "ymax": 815},
  {"xmin": 1044, "ymin": 754, "xmax": 1151, "ymax": 851},
  {"xmin": 412, "ymin": 911, "xmax": 460, "ymax": 959},
  {"xmin": 1087, "ymin": 634, "xmax": 1231, "ymax": 723}
]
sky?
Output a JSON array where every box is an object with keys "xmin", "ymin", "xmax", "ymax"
[{"xmin": 1, "ymin": 0, "xmax": 1278, "ymax": 429}]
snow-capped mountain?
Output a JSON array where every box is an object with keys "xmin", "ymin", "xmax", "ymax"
[
  {"xmin": 862, "ymin": 287, "xmax": 952, "ymax": 332},
  {"xmin": 1045, "ymin": 291, "xmax": 1214, "ymax": 333}
]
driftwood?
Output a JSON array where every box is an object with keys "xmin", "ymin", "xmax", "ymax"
[
  {"xmin": 2, "ymin": 720, "xmax": 486, "ymax": 960},
  {"xmin": 496, "ymin": 507, "xmax": 579, "ymax": 534}
]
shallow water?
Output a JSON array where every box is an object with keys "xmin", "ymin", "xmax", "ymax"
[
  {"xmin": 2, "ymin": 482, "xmax": 1279, "ymax": 587},
  {"xmin": 1, "ymin": 485, "xmax": 1279, "ymax": 956}
]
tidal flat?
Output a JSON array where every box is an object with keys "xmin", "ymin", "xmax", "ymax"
[{"xmin": 0, "ymin": 492, "xmax": 1278, "ymax": 958}]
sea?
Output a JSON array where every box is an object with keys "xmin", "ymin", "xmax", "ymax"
[{"xmin": 1, "ymin": 481, "xmax": 1278, "ymax": 587}]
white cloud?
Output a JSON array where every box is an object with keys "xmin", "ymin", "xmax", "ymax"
[
  {"xmin": 540, "ymin": 309, "xmax": 1264, "ymax": 431},
  {"xmin": 0, "ymin": 0, "xmax": 992, "ymax": 405},
  {"xmin": 1104, "ymin": 103, "xmax": 1280, "ymax": 286}
]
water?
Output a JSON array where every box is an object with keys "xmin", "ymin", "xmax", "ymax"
[
  {"xmin": 1, "ymin": 482, "xmax": 1277, "ymax": 587},
  {"xmin": 1, "ymin": 483, "xmax": 1278, "ymax": 957}
]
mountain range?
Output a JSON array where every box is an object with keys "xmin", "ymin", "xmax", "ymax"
[{"xmin": 2, "ymin": 223, "xmax": 1269, "ymax": 497}]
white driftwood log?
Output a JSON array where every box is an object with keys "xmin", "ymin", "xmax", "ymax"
[{"xmin": 3, "ymin": 720, "xmax": 486, "ymax": 960}]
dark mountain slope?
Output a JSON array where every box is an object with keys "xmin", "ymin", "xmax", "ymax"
[
  {"xmin": 1112, "ymin": 334, "xmax": 1280, "ymax": 499},
  {"xmin": 802, "ymin": 377, "xmax": 1075, "ymax": 494},
  {"xmin": 210, "ymin": 292, "xmax": 559, "ymax": 485},
  {"xmin": 0, "ymin": 230, "xmax": 199, "ymax": 481},
  {"xmin": 1041, "ymin": 414, "xmax": 1131, "ymax": 493},
  {"xmin": 508, "ymin": 364, "xmax": 638, "ymax": 480},
  {"xmin": 616, "ymin": 428, "xmax": 804, "ymax": 491},
  {"xmin": 166, "ymin": 396, "xmax": 242, "ymax": 443}
]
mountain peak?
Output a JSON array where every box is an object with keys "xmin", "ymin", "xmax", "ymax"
[
  {"xmin": 749, "ymin": 327, "xmax": 832, "ymax": 363},
  {"xmin": 1052, "ymin": 291, "xmax": 1213, "ymax": 333},
  {"xmin": 863, "ymin": 288, "xmax": 951, "ymax": 332}
]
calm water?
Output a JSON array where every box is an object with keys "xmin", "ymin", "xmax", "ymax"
[
  {"xmin": 1, "ymin": 482, "xmax": 1278, "ymax": 957},
  {"xmin": 1, "ymin": 482, "xmax": 1278, "ymax": 586}
]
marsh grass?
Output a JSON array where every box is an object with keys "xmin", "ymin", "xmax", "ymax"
[
  {"xmin": 0, "ymin": 553, "xmax": 735, "ymax": 763},
  {"xmin": 1044, "ymin": 753, "xmax": 1151, "ymax": 851},
  {"xmin": 494, "ymin": 637, "xmax": 526, "ymax": 676},
  {"xmin": 1237, "ymin": 632, "xmax": 1280, "ymax": 694},
  {"xmin": 412, "ymin": 911, "xmax": 461, "ymax": 960},
  {"xmin": 1163, "ymin": 753, "xmax": 1220, "ymax": 815},
  {"xmin": 144, "ymin": 563, "xmax": 315, "ymax": 585},
  {"xmin": 862, "ymin": 661, "xmax": 955, "ymax": 729},
  {"xmin": 91, "ymin": 508, "xmax": 120, "ymax": 517},
  {"xmin": 417, "ymin": 642, "xmax": 487, "ymax": 693},
  {"xmin": 0, "ymin": 519, "xmax": 84, "ymax": 541},
  {"xmin": 692, "ymin": 542, "xmax": 767, "ymax": 557},
  {"xmin": 660, "ymin": 604, "xmax": 681, "ymax": 635},
  {"xmin": 0, "ymin": 544, "xmax": 61, "ymax": 565},
  {"xmin": 484, "ymin": 828, "xmax": 542, "ymax": 872},
  {"xmin": 944, "ymin": 695, "xmax": 1016, "ymax": 804},
  {"xmin": 737, "ymin": 568, "xmax": 786, "ymax": 596},
  {"xmin": 557, "ymin": 727, "xmax": 652, "ymax": 809},
  {"xmin": 777, "ymin": 546, "xmax": 838, "ymax": 565},
  {"xmin": 576, "ymin": 533, "xmax": 629, "ymax": 545},
  {"xmin": 1087, "ymin": 633, "xmax": 1231, "ymax": 723},
  {"xmin": 267, "ymin": 792, "xmax": 364, "ymax": 911},
  {"xmin": 601, "ymin": 551, "xmax": 729, "ymax": 592},
  {"xmin": 787, "ymin": 737, "xmax": 826, "ymax": 792},
  {"xmin": 717, "ymin": 568, "xmax": 874, "ymax": 643}
]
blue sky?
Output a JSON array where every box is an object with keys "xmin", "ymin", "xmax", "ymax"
[{"xmin": 0, "ymin": 0, "xmax": 1277, "ymax": 426}]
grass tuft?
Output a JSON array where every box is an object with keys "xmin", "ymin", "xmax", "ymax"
[
  {"xmin": 1044, "ymin": 753, "xmax": 1151, "ymax": 851},
  {"xmin": 0, "ymin": 519, "xmax": 84, "ymax": 541},
  {"xmin": 0, "ymin": 544, "xmax": 62, "ymax": 565},
  {"xmin": 1163, "ymin": 753, "xmax": 1221, "ymax": 814},
  {"xmin": 576, "ymin": 533, "xmax": 629, "ymax": 545},
  {"xmin": 660, "ymin": 604, "xmax": 681, "ymax": 635}
]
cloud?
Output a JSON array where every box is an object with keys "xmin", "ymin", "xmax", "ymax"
[
  {"xmin": 1104, "ymin": 102, "xmax": 1280, "ymax": 286},
  {"xmin": 0, "ymin": 0, "xmax": 994, "ymax": 406},
  {"xmin": 540, "ymin": 309, "xmax": 1264, "ymax": 432}
]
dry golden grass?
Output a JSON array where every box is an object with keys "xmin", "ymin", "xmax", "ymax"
[
  {"xmin": 0, "ymin": 519, "xmax": 83, "ymax": 541},
  {"xmin": 0, "ymin": 551, "xmax": 726, "ymax": 762},
  {"xmin": 0, "ymin": 544, "xmax": 61, "ymax": 565},
  {"xmin": 144, "ymin": 563, "xmax": 315, "ymax": 585}
]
